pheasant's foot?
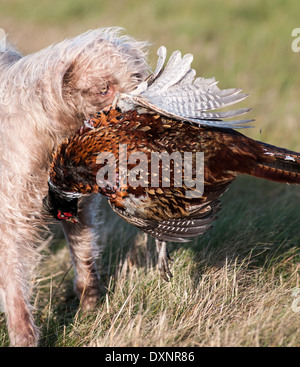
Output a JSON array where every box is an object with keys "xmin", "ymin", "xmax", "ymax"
[{"xmin": 155, "ymin": 239, "xmax": 173, "ymax": 282}]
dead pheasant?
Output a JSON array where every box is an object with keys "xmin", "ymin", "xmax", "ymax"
[{"xmin": 44, "ymin": 47, "xmax": 300, "ymax": 281}]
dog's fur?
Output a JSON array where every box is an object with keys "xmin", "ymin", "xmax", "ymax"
[{"xmin": 0, "ymin": 28, "xmax": 149, "ymax": 346}]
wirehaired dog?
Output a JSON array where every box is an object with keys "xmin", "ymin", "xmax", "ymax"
[{"xmin": 0, "ymin": 28, "xmax": 149, "ymax": 346}]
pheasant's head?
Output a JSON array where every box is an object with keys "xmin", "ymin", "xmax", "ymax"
[{"xmin": 43, "ymin": 181, "xmax": 80, "ymax": 224}]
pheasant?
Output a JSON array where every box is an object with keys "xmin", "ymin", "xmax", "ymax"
[{"xmin": 44, "ymin": 47, "xmax": 300, "ymax": 281}]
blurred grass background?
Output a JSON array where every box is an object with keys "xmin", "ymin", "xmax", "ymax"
[{"xmin": 0, "ymin": 0, "xmax": 299, "ymax": 347}]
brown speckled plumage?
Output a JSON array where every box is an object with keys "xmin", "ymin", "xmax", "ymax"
[
  {"xmin": 49, "ymin": 107, "xmax": 300, "ymax": 280},
  {"xmin": 46, "ymin": 46, "xmax": 300, "ymax": 281}
]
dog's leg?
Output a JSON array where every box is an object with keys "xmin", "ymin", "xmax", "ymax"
[
  {"xmin": 0, "ymin": 234, "xmax": 40, "ymax": 347},
  {"xmin": 3, "ymin": 283, "xmax": 38, "ymax": 347},
  {"xmin": 61, "ymin": 195, "xmax": 102, "ymax": 312}
]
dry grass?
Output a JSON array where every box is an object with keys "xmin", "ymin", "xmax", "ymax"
[
  {"xmin": 86, "ymin": 254, "xmax": 299, "ymax": 347},
  {"xmin": 28, "ymin": 217, "xmax": 299, "ymax": 347},
  {"xmin": 0, "ymin": 183, "xmax": 299, "ymax": 348},
  {"xmin": 0, "ymin": 179, "xmax": 294, "ymax": 347}
]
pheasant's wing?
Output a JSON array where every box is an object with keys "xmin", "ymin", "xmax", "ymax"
[
  {"xmin": 109, "ymin": 200, "xmax": 220, "ymax": 243},
  {"xmin": 115, "ymin": 46, "xmax": 253, "ymax": 129}
]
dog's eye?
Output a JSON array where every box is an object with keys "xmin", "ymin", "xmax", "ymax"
[{"xmin": 99, "ymin": 84, "xmax": 109, "ymax": 95}]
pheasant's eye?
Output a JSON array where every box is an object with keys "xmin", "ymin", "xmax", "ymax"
[
  {"xmin": 57, "ymin": 210, "xmax": 66, "ymax": 220},
  {"xmin": 57, "ymin": 210, "xmax": 72, "ymax": 220},
  {"xmin": 99, "ymin": 84, "xmax": 109, "ymax": 95}
]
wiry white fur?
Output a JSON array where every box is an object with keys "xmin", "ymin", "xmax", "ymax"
[{"xmin": 0, "ymin": 27, "xmax": 149, "ymax": 347}]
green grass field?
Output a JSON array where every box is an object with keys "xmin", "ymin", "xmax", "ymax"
[{"xmin": 0, "ymin": 0, "xmax": 299, "ymax": 347}]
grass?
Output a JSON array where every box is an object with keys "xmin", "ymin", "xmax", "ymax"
[
  {"xmin": 0, "ymin": 0, "xmax": 300, "ymax": 347},
  {"xmin": 1, "ymin": 180, "xmax": 298, "ymax": 347}
]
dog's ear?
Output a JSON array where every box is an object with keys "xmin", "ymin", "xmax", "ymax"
[
  {"xmin": 62, "ymin": 62, "xmax": 76, "ymax": 88},
  {"xmin": 62, "ymin": 61, "xmax": 80, "ymax": 101},
  {"xmin": 61, "ymin": 59, "xmax": 117, "ymax": 118}
]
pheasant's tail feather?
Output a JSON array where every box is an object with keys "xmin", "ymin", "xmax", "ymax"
[
  {"xmin": 254, "ymin": 142, "xmax": 300, "ymax": 184},
  {"xmin": 116, "ymin": 46, "xmax": 253, "ymax": 129}
]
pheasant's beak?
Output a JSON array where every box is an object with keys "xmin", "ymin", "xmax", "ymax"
[{"xmin": 71, "ymin": 216, "xmax": 79, "ymax": 224}]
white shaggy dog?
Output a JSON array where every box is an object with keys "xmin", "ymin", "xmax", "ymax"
[{"xmin": 0, "ymin": 28, "xmax": 149, "ymax": 346}]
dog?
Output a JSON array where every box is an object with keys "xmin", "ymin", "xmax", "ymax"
[{"xmin": 0, "ymin": 27, "xmax": 149, "ymax": 347}]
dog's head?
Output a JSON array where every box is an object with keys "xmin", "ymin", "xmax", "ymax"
[{"xmin": 39, "ymin": 28, "xmax": 150, "ymax": 128}]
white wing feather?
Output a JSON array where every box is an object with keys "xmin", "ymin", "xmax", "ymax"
[{"xmin": 115, "ymin": 46, "xmax": 253, "ymax": 129}]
